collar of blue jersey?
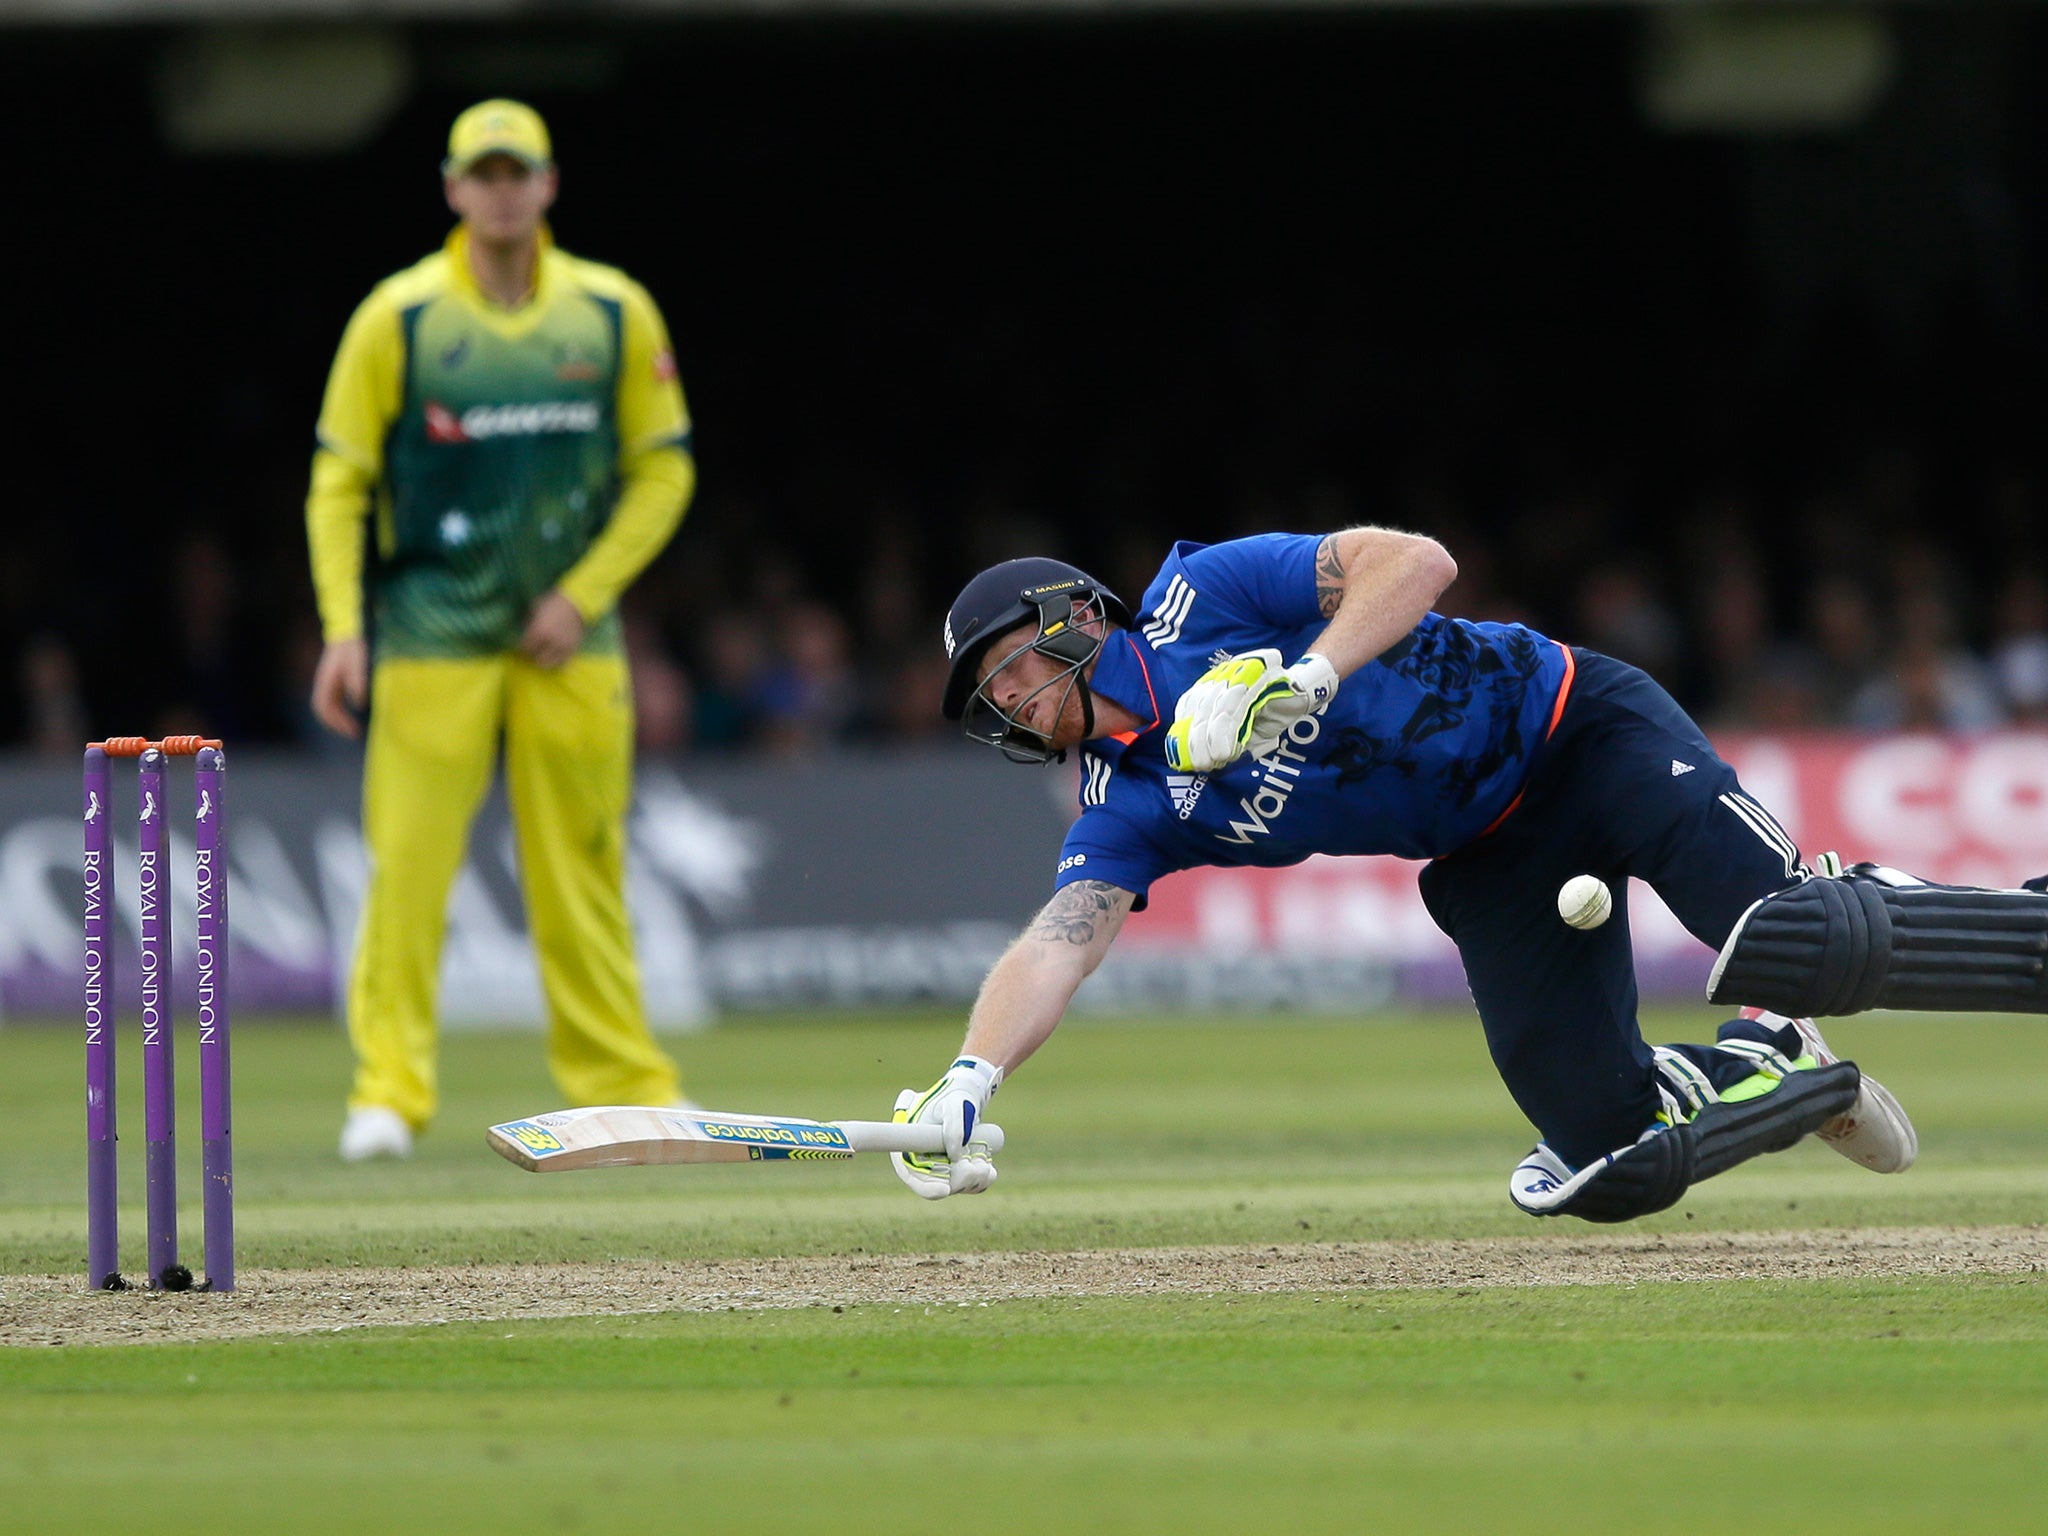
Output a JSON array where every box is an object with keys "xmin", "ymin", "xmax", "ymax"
[
  {"xmin": 445, "ymin": 222, "xmax": 557, "ymax": 313},
  {"xmin": 1081, "ymin": 632, "xmax": 1161, "ymax": 754}
]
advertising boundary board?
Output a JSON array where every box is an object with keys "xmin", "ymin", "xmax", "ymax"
[{"xmin": 2, "ymin": 733, "xmax": 2044, "ymax": 1024}]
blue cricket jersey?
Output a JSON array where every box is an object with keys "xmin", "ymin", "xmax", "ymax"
[{"xmin": 1055, "ymin": 534, "xmax": 1571, "ymax": 905}]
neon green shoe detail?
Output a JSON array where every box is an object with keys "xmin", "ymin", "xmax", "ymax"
[{"xmin": 1719, "ymin": 1070, "xmax": 1785, "ymax": 1104}]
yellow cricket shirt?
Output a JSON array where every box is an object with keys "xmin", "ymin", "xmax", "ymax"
[{"xmin": 306, "ymin": 225, "xmax": 695, "ymax": 656}]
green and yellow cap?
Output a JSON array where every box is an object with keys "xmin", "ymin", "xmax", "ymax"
[{"xmin": 444, "ymin": 99, "xmax": 553, "ymax": 176}]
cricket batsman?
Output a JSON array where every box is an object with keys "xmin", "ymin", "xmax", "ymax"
[
  {"xmin": 306, "ymin": 100, "xmax": 693, "ymax": 1160},
  {"xmin": 893, "ymin": 528, "xmax": 2048, "ymax": 1220}
]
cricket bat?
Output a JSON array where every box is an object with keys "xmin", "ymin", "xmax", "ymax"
[{"xmin": 487, "ymin": 1104, "xmax": 1006, "ymax": 1172}]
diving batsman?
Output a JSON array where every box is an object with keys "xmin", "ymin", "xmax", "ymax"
[
  {"xmin": 892, "ymin": 528, "xmax": 2048, "ymax": 1221},
  {"xmin": 306, "ymin": 100, "xmax": 694, "ymax": 1159}
]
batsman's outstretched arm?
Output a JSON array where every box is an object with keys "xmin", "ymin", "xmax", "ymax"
[
  {"xmin": 892, "ymin": 879, "xmax": 1134, "ymax": 1198},
  {"xmin": 962, "ymin": 879, "xmax": 1136, "ymax": 1072}
]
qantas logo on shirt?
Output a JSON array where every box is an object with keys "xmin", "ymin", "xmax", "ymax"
[
  {"xmin": 1215, "ymin": 714, "xmax": 1323, "ymax": 845},
  {"xmin": 423, "ymin": 399, "xmax": 601, "ymax": 443}
]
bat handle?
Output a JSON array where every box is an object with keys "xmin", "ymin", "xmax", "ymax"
[{"xmin": 833, "ymin": 1120, "xmax": 1006, "ymax": 1156}]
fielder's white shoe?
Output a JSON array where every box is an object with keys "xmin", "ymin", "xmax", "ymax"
[
  {"xmin": 1739, "ymin": 1008, "xmax": 1917, "ymax": 1173},
  {"xmin": 339, "ymin": 1105, "xmax": 414, "ymax": 1162}
]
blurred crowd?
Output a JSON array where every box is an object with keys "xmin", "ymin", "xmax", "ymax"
[
  {"xmin": 625, "ymin": 450, "xmax": 2048, "ymax": 751},
  {"xmin": 11, "ymin": 2, "xmax": 2046, "ymax": 761},
  {"xmin": 8, "ymin": 444, "xmax": 2045, "ymax": 760},
  {"xmin": 1471, "ymin": 469, "xmax": 2048, "ymax": 736}
]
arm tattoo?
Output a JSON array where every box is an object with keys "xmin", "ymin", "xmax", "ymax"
[
  {"xmin": 1027, "ymin": 880, "xmax": 1126, "ymax": 947},
  {"xmin": 1314, "ymin": 534, "xmax": 1347, "ymax": 618}
]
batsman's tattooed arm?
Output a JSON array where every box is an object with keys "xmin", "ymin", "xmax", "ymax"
[
  {"xmin": 1315, "ymin": 534, "xmax": 1347, "ymax": 620},
  {"xmin": 1298, "ymin": 527, "xmax": 1458, "ymax": 679},
  {"xmin": 1027, "ymin": 879, "xmax": 1133, "ymax": 947}
]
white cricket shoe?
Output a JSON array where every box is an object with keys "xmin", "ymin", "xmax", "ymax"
[
  {"xmin": 1740, "ymin": 1008, "xmax": 1917, "ymax": 1173},
  {"xmin": 339, "ymin": 1106, "xmax": 414, "ymax": 1162}
]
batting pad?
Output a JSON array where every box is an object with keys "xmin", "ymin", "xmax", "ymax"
[
  {"xmin": 1511, "ymin": 1062, "xmax": 1862, "ymax": 1224},
  {"xmin": 1709, "ymin": 869, "xmax": 2048, "ymax": 1017}
]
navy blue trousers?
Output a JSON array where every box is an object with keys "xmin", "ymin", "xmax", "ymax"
[{"xmin": 1417, "ymin": 650, "xmax": 1806, "ymax": 1169}]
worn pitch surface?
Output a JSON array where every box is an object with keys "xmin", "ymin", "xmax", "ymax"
[{"xmin": 6, "ymin": 1226, "xmax": 2045, "ymax": 1347}]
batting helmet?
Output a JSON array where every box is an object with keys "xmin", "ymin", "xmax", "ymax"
[{"xmin": 940, "ymin": 557, "xmax": 1131, "ymax": 761}]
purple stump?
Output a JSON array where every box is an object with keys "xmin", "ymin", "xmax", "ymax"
[
  {"xmin": 83, "ymin": 747, "xmax": 120, "ymax": 1289},
  {"xmin": 136, "ymin": 747, "xmax": 183, "ymax": 1289},
  {"xmin": 194, "ymin": 747, "xmax": 233, "ymax": 1291}
]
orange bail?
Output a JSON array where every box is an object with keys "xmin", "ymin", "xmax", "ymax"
[{"xmin": 90, "ymin": 736, "xmax": 223, "ymax": 757}]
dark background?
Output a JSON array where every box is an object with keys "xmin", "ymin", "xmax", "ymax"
[{"xmin": 7, "ymin": 5, "xmax": 2045, "ymax": 749}]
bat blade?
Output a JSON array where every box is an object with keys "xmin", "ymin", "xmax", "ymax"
[
  {"xmin": 485, "ymin": 1106, "xmax": 1004, "ymax": 1172},
  {"xmin": 487, "ymin": 1106, "xmax": 854, "ymax": 1170}
]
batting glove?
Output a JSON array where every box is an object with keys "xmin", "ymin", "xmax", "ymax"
[
  {"xmin": 1164, "ymin": 650, "xmax": 1339, "ymax": 773},
  {"xmin": 891, "ymin": 1055, "xmax": 1003, "ymax": 1200}
]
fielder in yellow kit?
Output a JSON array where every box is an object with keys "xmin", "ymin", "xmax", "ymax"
[{"xmin": 306, "ymin": 100, "xmax": 692, "ymax": 1160}]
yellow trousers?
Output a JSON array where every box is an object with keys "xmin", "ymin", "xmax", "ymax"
[{"xmin": 346, "ymin": 653, "xmax": 681, "ymax": 1127}]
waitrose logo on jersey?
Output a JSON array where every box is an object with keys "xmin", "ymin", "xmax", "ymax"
[
  {"xmin": 1215, "ymin": 714, "xmax": 1323, "ymax": 845},
  {"xmin": 424, "ymin": 400, "xmax": 601, "ymax": 443}
]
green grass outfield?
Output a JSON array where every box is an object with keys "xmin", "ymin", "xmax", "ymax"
[{"xmin": 4, "ymin": 1010, "xmax": 2046, "ymax": 1532}]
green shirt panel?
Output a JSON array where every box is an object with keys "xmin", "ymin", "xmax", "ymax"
[{"xmin": 375, "ymin": 289, "xmax": 626, "ymax": 658}]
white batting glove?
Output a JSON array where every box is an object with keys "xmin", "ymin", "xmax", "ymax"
[
  {"xmin": 890, "ymin": 1056, "xmax": 1003, "ymax": 1200},
  {"xmin": 1164, "ymin": 650, "xmax": 1339, "ymax": 773}
]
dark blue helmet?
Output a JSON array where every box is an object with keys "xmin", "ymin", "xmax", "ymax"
[{"xmin": 940, "ymin": 557, "xmax": 1131, "ymax": 761}]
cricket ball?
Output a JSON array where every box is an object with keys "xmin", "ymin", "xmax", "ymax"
[{"xmin": 1557, "ymin": 874, "xmax": 1613, "ymax": 931}]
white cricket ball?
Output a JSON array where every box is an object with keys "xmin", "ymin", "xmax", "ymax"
[{"xmin": 1557, "ymin": 874, "xmax": 1613, "ymax": 930}]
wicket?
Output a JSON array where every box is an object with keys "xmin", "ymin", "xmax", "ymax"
[{"xmin": 84, "ymin": 736, "xmax": 234, "ymax": 1292}]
